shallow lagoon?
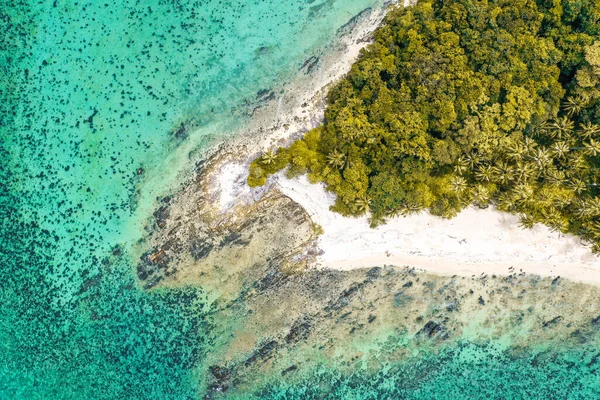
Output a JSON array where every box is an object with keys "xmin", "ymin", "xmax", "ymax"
[{"xmin": 2, "ymin": 0, "xmax": 384, "ymax": 397}]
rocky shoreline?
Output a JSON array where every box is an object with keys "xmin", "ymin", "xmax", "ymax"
[
  {"xmin": 132, "ymin": 3, "xmax": 400, "ymax": 294},
  {"xmin": 134, "ymin": 152, "xmax": 319, "ymax": 296},
  {"xmin": 196, "ymin": 265, "xmax": 600, "ymax": 397}
]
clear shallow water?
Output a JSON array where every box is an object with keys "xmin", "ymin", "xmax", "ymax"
[
  {"xmin": 2, "ymin": 0, "xmax": 600, "ymax": 398},
  {"xmin": 257, "ymin": 342, "xmax": 600, "ymax": 399},
  {"xmin": 1, "ymin": 0, "xmax": 383, "ymax": 397}
]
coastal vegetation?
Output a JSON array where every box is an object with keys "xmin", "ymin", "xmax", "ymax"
[{"xmin": 248, "ymin": 0, "xmax": 600, "ymax": 251}]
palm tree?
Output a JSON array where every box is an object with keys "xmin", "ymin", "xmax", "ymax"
[
  {"xmin": 523, "ymin": 137, "xmax": 538, "ymax": 153},
  {"xmin": 541, "ymin": 207, "xmax": 568, "ymax": 233},
  {"xmin": 530, "ymin": 147, "xmax": 552, "ymax": 170},
  {"xmin": 566, "ymin": 154, "xmax": 589, "ymax": 172},
  {"xmin": 578, "ymin": 122, "xmax": 600, "ymax": 140},
  {"xmin": 574, "ymin": 199, "xmax": 593, "ymax": 218},
  {"xmin": 532, "ymin": 121, "xmax": 553, "ymax": 138},
  {"xmin": 551, "ymin": 141, "xmax": 570, "ymax": 159},
  {"xmin": 584, "ymin": 139, "xmax": 600, "ymax": 156},
  {"xmin": 492, "ymin": 161, "xmax": 514, "ymax": 185},
  {"xmin": 449, "ymin": 175, "xmax": 468, "ymax": 194},
  {"xmin": 454, "ymin": 156, "xmax": 470, "ymax": 175},
  {"xmin": 568, "ymin": 178, "xmax": 587, "ymax": 194},
  {"xmin": 327, "ymin": 149, "xmax": 346, "ymax": 169},
  {"xmin": 550, "ymin": 116, "xmax": 574, "ymax": 140},
  {"xmin": 472, "ymin": 184, "xmax": 490, "ymax": 207},
  {"xmin": 586, "ymin": 197, "xmax": 600, "ymax": 217},
  {"xmin": 354, "ymin": 196, "xmax": 372, "ymax": 213},
  {"xmin": 261, "ymin": 150, "xmax": 278, "ymax": 165},
  {"xmin": 562, "ymin": 95, "xmax": 587, "ymax": 117},
  {"xmin": 584, "ymin": 220, "xmax": 600, "ymax": 240},
  {"xmin": 512, "ymin": 184, "xmax": 535, "ymax": 206},
  {"xmin": 536, "ymin": 187, "xmax": 555, "ymax": 207},
  {"xmin": 465, "ymin": 151, "xmax": 482, "ymax": 169},
  {"xmin": 506, "ymin": 141, "xmax": 527, "ymax": 160},
  {"xmin": 475, "ymin": 165, "xmax": 494, "ymax": 182},
  {"xmin": 401, "ymin": 203, "xmax": 424, "ymax": 216},
  {"xmin": 519, "ymin": 214, "xmax": 536, "ymax": 230},
  {"xmin": 514, "ymin": 161, "xmax": 537, "ymax": 183},
  {"xmin": 553, "ymin": 195, "xmax": 572, "ymax": 210},
  {"xmin": 496, "ymin": 191, "xmax": 516, "ymax": 212},
  {"xmin": 544, "ymin": 167, "xmax": 565, "ymax": 186}
]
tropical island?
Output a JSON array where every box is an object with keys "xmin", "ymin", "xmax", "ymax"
[
  {"xmin": 8, "ymin": 0, "xmax": 600, "ymax": 397},
  {"xmin": 249, "ymin": 0, "xmax": 600, "ymax": 252}
]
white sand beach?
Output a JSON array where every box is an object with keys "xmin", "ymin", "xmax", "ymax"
[
  {"xmin": 275, "ymin": 174, "xmax": 600, "ymax": 285},
  {"xmin": 211, "ymin": 154, "xmax": 599, "ymax": 285}
]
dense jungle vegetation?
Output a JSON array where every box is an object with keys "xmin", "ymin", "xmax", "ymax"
[{"xmin": 248, "ymin": 0, "xmax": 600, "ymax": 251}]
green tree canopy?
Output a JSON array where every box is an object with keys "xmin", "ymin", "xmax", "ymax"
[{"xmin": 249, "ymin": 0, "xmax": 600, "ymax": 250}]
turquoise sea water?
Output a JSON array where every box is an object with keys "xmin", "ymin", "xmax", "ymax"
[
  {"xmin": 1, "ymin": 0, "xmax": 384, "ymax": 397},
  {"xmin": 3, "ymin": 0, "xmax": 600, "ymax": 398},
  {"xmin": 258, "ymin": 342, "xmax": 600, "ymax": 399}
]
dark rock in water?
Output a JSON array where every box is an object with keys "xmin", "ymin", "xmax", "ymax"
[
  {"xmin": 137, "ymin": 246, "xmax": 171, "ymax": 285},
  {"xmin": 542, "ymin": 316, "xmax": 563, "ymax": 328},
  {"xmin": 300, "ymin": 56, "xmax": 319, "ymax": 74},
  {"xmin": 326, "ymin": 282, "xmax": 363, "ymax": 312},
  {"xmin": 253, "ymin": 268, "xmax": 285, "ymax": 292},
  {"xmin": 219, "ymin": 232, "xmax": 248, "ymax": 247},
  {"xmin": 368, "ymin": 314, "xmax": 376, "ymax": 323},
  {"xmin": 76, "ymin": 274, "xmax": 102, "ymax": 296},
  {"xmin": 143, "ymin": 276, "xmax": 162, "ymax": 290},
  {"xmin": 591, "ymin": 315, "xmax": 600, "ymax": 329},
  {"xmin": 111, "ymin": 245, "xmax": 122, "ymax": 256},
  {"xmin": 417, "ymin": 320, "xmax": 448, "ymax": 340},
  {"xmin": 245, "ymin": 340, "xmax": 278, "ymax": 366},
  {"xmin": 190, "ymin": 239, "xmax": 213, "ymax": 261},
  {"xmin": 338, "ymin": 311, "xmax": 352, "ymax": 321},
  {"xmin": 256, "ymin": 88, "xmax": 275, "ymax": 101},
  {"xmin": 570, "ymin": 329, "xmax": 589, "ymax": 344},
  {"xmin": 393, "ymin": 291, "xmax": 413, "ymax": 308},
  {"xmin": 286, "ymin": 320, "xmax": 311, "ymax": 343},
  {"xmin": 257, "ymin": 88, "xmax": 270, "ymax": 98},
  {"xmin": 281, "ymin": 365, "xmax": 297, "ymax": 376},
  {"xmin": 336, "ymin": 7, "xmax": 372, "ymax": 35},
  {"xmin": 137, "ymin": 263, "xmax": 149, "ymax": 281},
  {"xmin": 587, "ymin": 352, "xmax": 600, "ymax": 368},
  {"xmin": 209, "ymin": 365, "xmax": 231, "ymax": 382},
  {"xmin": 153, "ymin": 204, "xmax": 170, "ymax": 229},
  {"xmin": 173, "ymin": 122, "xmax": 187, "ymax": 140},
  {"xmin": 84, "ymin": 108, "xmax": 99, "ymax": 132},
  {"xmin": 478, "ymin": 296, "xmax": 485, "ymax": 305},
  {"xmin": 366, "ymin": 266, "xmax": 382, "ymax": 281},
  {"xmin": 403, "ymin": 281, "xmax": 413, "ymax": 288},
  {"xmin": 256, "ymin": 46, "xmax": 270, "ymax": 56}
]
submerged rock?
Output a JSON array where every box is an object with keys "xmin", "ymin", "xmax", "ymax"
[
  {"xmin": 286, "ymin": 319, "xmax": 312, "ymax": 343},
  {"xmin": 245, "ymin": 340, "xmax": 278, "ymax": 366},
  {"xmin": 542, "ymin": 316, "xmax": 563, "ymax": 329},
  {"xmin": 417, "ymin": 320, "xmax": 448, "ymax": 340}
]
